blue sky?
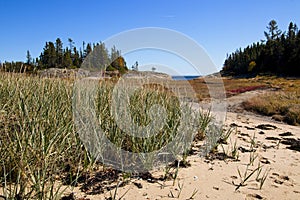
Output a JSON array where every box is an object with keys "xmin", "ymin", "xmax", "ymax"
[{"xmin": 1, "ymin": 0, "xmax": 300, "ymax": 75}]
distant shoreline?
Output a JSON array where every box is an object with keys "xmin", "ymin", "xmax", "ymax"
[{"xmin": 171, "ymin": 75, "xmax": 201, "ymax": 80}]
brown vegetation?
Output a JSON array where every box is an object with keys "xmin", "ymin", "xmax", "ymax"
[{"xmin": 241, "ymin": 76, "xmax": 300, "ymax": 125}]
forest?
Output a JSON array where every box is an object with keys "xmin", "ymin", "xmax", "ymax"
[
  {"xmin": 222, "ymin": 20, "xmax": 300, "ymax": 76},
  {"xmin": 0, "ymin": 38, "xmax": 128, "ymax": 74}
]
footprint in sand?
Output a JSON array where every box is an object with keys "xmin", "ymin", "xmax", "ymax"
[{"xmin": 270, "ymin": 173, "xmax": 294, "ymax": 187}]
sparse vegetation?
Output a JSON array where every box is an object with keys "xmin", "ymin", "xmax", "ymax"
[{"xmin": 234, "ymin": 133, "xmax": 270, "ymax": 191}]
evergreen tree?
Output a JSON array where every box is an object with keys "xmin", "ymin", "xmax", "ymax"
[
  {"xmin": 110, "ymin": 45, "xmax": 121, "ymax": 62},
  {"xmin": 26, "ymin": 50, "xmax": 32, "ymax": 64},
  {"xmin": 68, "ymin": 38, "xmax": 74, "ymax": 53},
  {"xmin": 62, "ymin": 50, "xmax": 72, "ymax": 68},
  {"xmin": 132, "ymin": 61, "xmax": 138, "ymax": 71},
  {"xmin": 84, "ymin": 43, "xmax": 92, "ymax": 57},
  {"xmin": 55, "ymin": 38, "xmax": 63, "ymax": 67},
  {"xmin": 223, "ymin": 20, "xmax": 300, "ymax": 76},
  {"xmin": 264, "ymin": 20, "xmax": 282, "ymax": 41},
  {"xmin": 39, "ymin": 42, "xmax": 56, "ymax": 69},
  {"xmin": 96, "ymin": 42, "xmax": 110, "ymax": 69},
  {"xmin": 72, "ymin": 47, "xmax": 81, "ymax": 68}
]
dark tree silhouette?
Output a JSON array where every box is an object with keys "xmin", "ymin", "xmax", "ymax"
[{"xmin": 223, "ymin": 20, "xmax": 300, "ymax": 77}]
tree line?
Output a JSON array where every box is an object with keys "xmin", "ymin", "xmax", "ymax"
[
  {"xmin": 222, "ymin": 20, "xmax": 300, "ymax": 76},
  {"xmin": 0, "ymin": 38, "xmax": 128, "ymax": 74}
]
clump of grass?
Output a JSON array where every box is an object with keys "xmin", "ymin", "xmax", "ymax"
[
  {"xmin": 83, "ymin": 78, "xmax": 196, "ymax": 171},
  {"xmin": 96, "ymin": 81, "xmax": 182, "ymax": 154},
  {"xmin": 242, "ymin": 92, "xmax": 300, "ymax": 125},
  {"xmin": 0, "ymin": 73, "xmax": 91, "ymax": 199},
  {"xmin": 194, "ymin": 110, "xmax": 211, "ymax": 141}
]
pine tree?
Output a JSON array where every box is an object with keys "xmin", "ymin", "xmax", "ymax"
[
  {"xmin": 26, "ymin": 50, "xmax": 32, "ymax": 65},
  {"xmin": 84, "ymin": 43, "xmax": 92, "ymax": 57},
  {"xmin": 264, "ymin": 20, "xmax": 282, "ymax": 41},
  {"xmin": 110, "ymin": 45, "xmax": 120, "ymax": 62},
  {"xmin": 72, "ymin": 47, "xmax": 81, "ymax": 68},
  {"xmin": 62, "ymin": 50, "xmax": 72, "ymax": 68},
  {"xmin": 55, "ymin": 38, "xmax": 63, "ymax": 68}
]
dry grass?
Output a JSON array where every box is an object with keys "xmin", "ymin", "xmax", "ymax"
[
  {"xmin": 240, "ymin": 76, "xmax": 300, "ymax": 125},
  {"xmin": 188, "ymin": 75, "xmax": 300, "ymax": 126},
  {"xmin": 243, "ymin": 92, "xmax": 300, "ymax": 125}
]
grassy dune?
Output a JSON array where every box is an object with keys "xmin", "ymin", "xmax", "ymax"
[{"xmin": 0, "ymin": 72, "xmax": 211, "ymax": 199}]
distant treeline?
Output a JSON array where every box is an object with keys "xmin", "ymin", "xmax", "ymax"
[
  {"xmin": 0, "ymin": 38, "xmax": 128, "ymax": 74},
  {"xmin": 222, "ymin": 20, "xmax": 300, "ymax": 76}
]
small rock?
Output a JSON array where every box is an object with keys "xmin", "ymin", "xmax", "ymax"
[{"xmin": 194, "ymin": 176, "xmax": 198, "ymax": 181}]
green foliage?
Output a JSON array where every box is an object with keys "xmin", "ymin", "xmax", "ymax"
[
  {"xmin": 0, "ymin": 73, "xmax": 92, "ymax": 199},
  {"xmin": 95, "ymin": 82, "xmax": 182, "ymax": 154},
  {"xmin": 1, "ymin": 38, "xmax": 128, "ymax": 75},
  {"xmin": 223, "ymin": 20, "xmax": 300, "ymax": 76}
]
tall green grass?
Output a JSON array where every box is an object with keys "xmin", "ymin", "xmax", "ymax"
[
  {"xmin": 74, "ymin": 78, "xmax": 206, "ymax": 172},
  {"xmin": 0, "ymin": 73, "xmax": 213, "ymax": 199},
  {"xmin": 0, "ymin": 73, "xmax": 90, "ymax": 199}
]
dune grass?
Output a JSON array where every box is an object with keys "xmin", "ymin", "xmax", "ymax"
[
  {"xmin": 0, "ymin": 72, "xmax": 92, "ymax": 199},
  {"xmin": 0, "ymin": 72, "xmax": 213, "ymax": 199}
]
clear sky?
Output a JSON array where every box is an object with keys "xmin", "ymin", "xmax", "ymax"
[{"xmin": 1, "ymin": 0, "xmax": 300, "ymax": 75}]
